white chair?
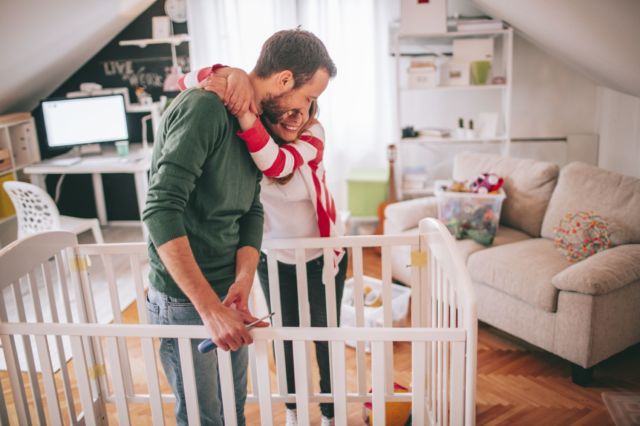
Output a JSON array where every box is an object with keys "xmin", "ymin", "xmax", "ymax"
[{"xmin": 3, "ymin": 181, "xmax": 104, "ymax": 243}]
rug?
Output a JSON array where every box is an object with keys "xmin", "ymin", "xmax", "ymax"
[{"xmin": 602, "ymin": 392, "xmax": 640, "ymax": 425}]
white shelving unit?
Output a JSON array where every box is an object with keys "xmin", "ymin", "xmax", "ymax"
[
  {"xmin": 119, "ymin": 34, "xmax": 190, "ymax": 70},
  {"xmin": 392, "ymin": 26, "xmax": 514, "ymax": 198},
  {"xmin": 0, "ymin": 113, "xmax": 40, "ymax": 224}
]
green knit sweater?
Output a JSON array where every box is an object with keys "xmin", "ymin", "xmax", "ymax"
[{"xmin": 143, "ymin": 89, "xmax": 263, "ymax": 299}]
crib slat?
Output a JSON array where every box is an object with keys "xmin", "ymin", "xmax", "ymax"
[
  {"xmin": 351, "ymin": 246, "xmax": 368, "ymax": 396},
  {"xmin": 295, "ymin": 249, "xmax": 311, "ymax": 327},
  {"xmin": 294, "ymin": 249, "xmax": 313, "ymax": 397},
  {"xmin": 105, "ymin": 336, "xmax": 131, "ymax": 426},
  {"xmin": 70, "ymin": 335, "xmax": 97, "ymax": 424},
  {"xmin": 0, "ymin": 292, "xmax": 31, "ymax": 426},
  {"xmin": 380, "ymin": 246, "xmax": 394, "ymax": 395},
  {"xmin": 106, "ymin": 255, "xmax": 135, "ymax": 397},
  {"xmin": 42, "ymin": 260, "xmax": 77, "ymax": 424},
  {"xmin": 23, "ymin": 273, "xmax": 47, "ymax": 425},
  {"xmin": 266, "ymin": 250, "xmax": 288, "ymax": 396},
  {"xmin": 54, "ymin": 253, "xmax": 79, "ymax": 425},
  {"xmin": 330, "ymin": 341, "xmax": 348, "ymax": 426},
  {"xmin": 411, "ymin": 340, "xmax": 427, "ymax": 425},
  {"xmin": 293, "ymin": 340, "xmax": 310, "ymax": 425},
  {"xmin": 450, "ymin": 341, "xmax": 465, "ymax": 426},
  {"xmin": 178, "ymin": 338, "xmax": 201, "ymax": 426},
  {"xmin": 218, "ymin": 349, "xmax": 238, "ymax": 426},
  {"xmin": 248, "ymin": 344, "xmax": 259, "ymax": 399},
  {"xmin": 323, "ymin": 248, "xmax": 338, "ymax": 327},
  {"xmin": 131, "ymin": 254, "xmax": 165, "ymax": 424},
  {"xmin": 410, "ymin": 243, "xmax": 421, "ymax": 327},
  {"xmin": 141, "ymin": 336, "xmax": 165, "ymax": 425},
  {"xmin": 371, "ymin": 341, "xmax": 386, "ymax": 426},
  {"xmin": 34, "ymin": 334, "xmax": 64, "ymax": 425},
  {"xmin": 254, "ymin": 339, "xmax": 274, "ymax": 425}
]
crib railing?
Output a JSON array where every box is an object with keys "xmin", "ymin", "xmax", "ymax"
[{"xmin": 0, "ymin": 218, "xmax": 476, "ymax": 425}]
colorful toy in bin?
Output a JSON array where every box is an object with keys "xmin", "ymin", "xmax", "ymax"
[
  {"xmin": 362, "ymin": 383, "xmax": 412, "ymax": 426},
  {"xmin": 435, "ymin": 178, "xmax": 506, "ymax": 246},
  {"xmin": 470, "ymin": 172, "xmax": 504, "ymax": 194}
]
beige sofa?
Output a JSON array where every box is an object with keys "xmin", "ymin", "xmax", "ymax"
[{"xmin": 385, "ymin": 152, "xmax": 640, "ymax": 384}]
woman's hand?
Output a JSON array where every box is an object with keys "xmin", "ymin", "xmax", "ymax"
[
  {"xmin": 201, "ymin": 67, "xmax": 257, "ymax": 117},
  {"xmin": 238, "ymin": 111, "xmax": 258, "ymax": 131}
]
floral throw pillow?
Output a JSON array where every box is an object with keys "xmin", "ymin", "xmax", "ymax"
[{"xmin": 554, "ymin": 211, "xmax": 611, "ymax": 262}]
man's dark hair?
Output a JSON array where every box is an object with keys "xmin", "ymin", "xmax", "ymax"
[{"xmin": 254, "ymin": 28, "xmax": 337, "ymax": 88}]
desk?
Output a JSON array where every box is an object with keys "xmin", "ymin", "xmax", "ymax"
[{"xmin": 24, "ymin": 145, "xmax": 151, "ymax": 240}]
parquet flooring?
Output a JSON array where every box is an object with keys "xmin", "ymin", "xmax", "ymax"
[{"xmin": 1, "ymin": 247, "xmax": 639, "ymax": 425}]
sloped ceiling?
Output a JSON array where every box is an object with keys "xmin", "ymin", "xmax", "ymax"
[
  {"xmin": 473, "ymin": 0, "xmax": 640, "ymax": 97},
  {"xmin": 0, "ymin": 0, "xmax": 153, "ymax": 114}
]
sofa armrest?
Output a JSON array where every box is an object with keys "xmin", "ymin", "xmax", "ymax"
[
  {"xmin": 552, "ymin": 244, "xmax": 640, "ymax": 295},
  {"xmin": 384, "ymin": 196, "xmax": 438, "ymax": 234}
]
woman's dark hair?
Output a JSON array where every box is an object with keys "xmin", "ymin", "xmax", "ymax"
[
  {"xmin": 272, "ymin": 100, "xmax": 319, "ymax": 185},
  {"xmin": 254, "ymin": 28, "xmax": 337, "ymax": 88}
]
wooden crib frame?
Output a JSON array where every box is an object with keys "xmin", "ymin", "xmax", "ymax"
[{"xmin": 0, "ymin": 218, "xmax": 476, "ymax": 425}]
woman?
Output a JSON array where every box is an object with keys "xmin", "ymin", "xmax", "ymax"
[{"xmin": 181, "ymin": 66, "xmax": 347, "ymax": 426}]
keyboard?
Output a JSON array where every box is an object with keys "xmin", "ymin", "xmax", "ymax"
[{"xmin": 46, "ymin": 157, "xmax": 81, "ymax": 166}]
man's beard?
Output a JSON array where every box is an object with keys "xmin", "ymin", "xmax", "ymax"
[{"xmin": 261, "ymin": 93, "xmax": 290, "ymax": 124}]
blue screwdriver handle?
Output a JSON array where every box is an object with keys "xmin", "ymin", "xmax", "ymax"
[
  {"xmin": 198, "ymin": 339, "xmax": 217, "ymax": 353},
  {"xmin": 197, "ymin": 312, "xmax": 275, "ymax": 354}
]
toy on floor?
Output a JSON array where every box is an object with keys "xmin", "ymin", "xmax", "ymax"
[
  {"xmin": 362, "ymin": 382, "xmax": 412, "ymax": 426},
  {"xmin": 553, "ymin": 211, "xmax": 611, "ymax": 262}
]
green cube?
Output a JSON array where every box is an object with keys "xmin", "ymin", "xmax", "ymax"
[{"xmin": 347, "ymin": 169, "xmax": 388, "ymax": 217}]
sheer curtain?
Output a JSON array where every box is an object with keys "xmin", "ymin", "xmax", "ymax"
[{"xmin": 187, "ymin": 0, "xmax": 397, "ymax": 207}]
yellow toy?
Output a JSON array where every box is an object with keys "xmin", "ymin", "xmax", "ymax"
[{"xmin": 362, "ymin": 383, "xmax": 412, "ymax": 425}]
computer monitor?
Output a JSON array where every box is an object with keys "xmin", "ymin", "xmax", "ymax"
[{"xmin": 40, "ymin": 94, "xmax": 129, "ymax": 149}]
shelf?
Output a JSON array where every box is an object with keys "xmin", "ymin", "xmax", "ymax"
[
  {"xmin": 119, "ymin": 34, "xmax": 190, "ymax": 48},
  {"xmin": 400, "ymin": 136, "xmax": 508, "ymax": 145},
  {"xmin": 401, "ymin": 84, "xmax": 507, "ymax": 93},
  {"xmin": 398, "ymin": 28, "xmax": 510, "ymax": 41}
]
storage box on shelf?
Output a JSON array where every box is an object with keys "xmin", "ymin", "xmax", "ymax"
[
  {"xmin": 0, "ymin": 113, "xmax": 40, "ymax": 223},
  {"xmin": 391, "ymin": 25, "xmax": 513, "ymax": 200}
]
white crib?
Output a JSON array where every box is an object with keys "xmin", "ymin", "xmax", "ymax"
[{"xmin": 0, "ymin": 218, "xmax": 476, "ymax": 426}]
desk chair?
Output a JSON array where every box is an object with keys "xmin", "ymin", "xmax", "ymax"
[{"xmin": 3, "ymin": 181, "xmax": 104, "ymax": 243}]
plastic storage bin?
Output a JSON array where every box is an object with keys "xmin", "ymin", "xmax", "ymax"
[
  {"xmin": 340, "ymin": 275, "xmax": 411, "ymax": 351},
  {"xmin": 435, "ymin": 180, "xmax": 506, "ymax": 246}
]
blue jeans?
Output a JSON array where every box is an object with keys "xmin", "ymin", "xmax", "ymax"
[
  {"xmin": 146, "ymin": 286, "xmax": 248, "ymax": 426},
  {"xmin": 257, "ymin": 252, "xmax": 348, "ymax": 419}
]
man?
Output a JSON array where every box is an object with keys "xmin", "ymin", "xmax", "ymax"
[{"xmin": 143, "ymin": 29, "xmax": 336, "ymax": 425}]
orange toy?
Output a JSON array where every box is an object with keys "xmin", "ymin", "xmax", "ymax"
[{"xmin": 362, "ymin": 383, "xmax": 412, "ymax": 426}]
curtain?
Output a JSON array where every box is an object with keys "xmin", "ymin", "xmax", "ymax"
[{"xmin": 187, "ymin": 0, "xmax": 397, "ymax": 208}]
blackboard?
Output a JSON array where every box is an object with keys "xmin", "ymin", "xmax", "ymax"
[{"xmin": 35, "ymin": 0, "xmax": 192, "ymax": 221}]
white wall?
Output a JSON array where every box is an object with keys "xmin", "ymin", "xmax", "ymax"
[
  {"xmin": 0, "ymin": 0, "xmax": 153, "ymax": 114},
  {"xmin": 511, "ymin": 35, "xmax": 598, "ymax": 138},
  {"xmin": 597, "ymin": 87, "xmax": 640, "ymax": 178}
]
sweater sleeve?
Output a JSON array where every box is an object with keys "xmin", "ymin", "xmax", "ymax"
[
  {"xmin": 143, "ymin": 91, "xmax": 225, "ymax": 247},
  {"xmin": 177, "ymin": 64, "xmax": 227, "ymax": 91},
  {"xmin": 236, "ymin": 119, "xmax": 325, "ymax": 178},
  {"xmin": 237, "ymin": 172, "xmax": 264, "ymax": 251}
]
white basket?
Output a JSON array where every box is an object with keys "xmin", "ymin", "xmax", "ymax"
[{"xmin": 340, "ymin": 276, "xmax": 411, "ymax": 351}]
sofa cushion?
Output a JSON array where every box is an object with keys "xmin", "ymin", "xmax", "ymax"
[
  {"xmin": 391, "ymin": 225, "xmax": 530, "ymax": 285},
  {"xmin": 468, "ymin": 238, "xmax": 572, "ymax": 312},
  {"xmin": 541, "ymin": 162, "xmax": 640, "ymax": 245},
  {"xmin": 552, "ymin": 244, "xmax": 640, "ymax": 296},
  {"xmin": 453, "ymin": 152, "xmax": 559, "ymax": 237}
]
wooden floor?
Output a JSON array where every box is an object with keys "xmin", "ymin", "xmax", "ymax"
[{"xmin": 2, "ymin": 241, "xmax": 639, "ymax": 425}]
